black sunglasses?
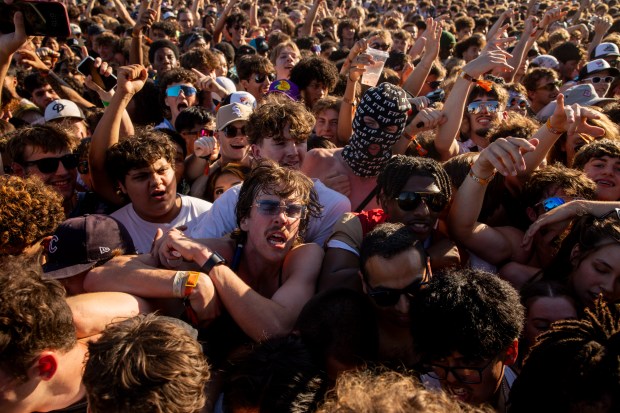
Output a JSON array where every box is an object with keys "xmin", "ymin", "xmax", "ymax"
[
  {"xmin": 254, "ymin": 73, "xmax": 276, "ymax": 83},
  {"xmin": 223, "ymin": 124, "xmax": 246, "ymax": 138},
  {"xmin": 370, "ymin": 42, "xmax": 390, "ymax": 51},
  {"xmin": 424, "ymin": 358, "xmax": 494, "ymax": 384},
  {"xmin": 367, "ymin": 273, "xmax": 429, "ymax": 307},
  {"xmin": 395, "ymin": 191, "xmax": 445, "ymax": 212},
  {"xmin": 426, "ymin": 80, "xmax": 442, "ymax": 90},
  {"xmin": 22, "ymin": 153, "xmax": 79, "ymax": 174}
]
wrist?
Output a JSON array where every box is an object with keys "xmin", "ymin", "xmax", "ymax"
[
  {"xmin": 468, "ymin": 167, "xmax": 496, "ymax": 185},
  {"xmin": 470, "ymin": 162, "xmax": 495, "ymax": 180},
  {"xmin": 546, "ymin": 117, "xmax": 566, "ymax": 134}
]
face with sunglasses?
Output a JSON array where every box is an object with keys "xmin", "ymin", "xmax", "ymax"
[
  {"xmin": 382, "ymin": 175, "xmax": 446, "ymax": 241},
  {"xmin": 582, "ymin": 71, "xmax": 616, "ymax": 98},
  {"xmin": 164, "ymin": 82, "xmax": 197, "ymax": 121},
  {"xmin": 363, "ymin": 246, "xmax": 430, "ymax": 326},
  {"xmin": 217, "ymin": 121, "xmax": 249, "ymax": 163},
  {"xmin": 16, "ymin": 150, "xmax": 78, "ymax": 199},
  {"xmin": 466, "ymin": 96, "xmax": 503, "ymax": 143},
  {"xmin": 242, "ymin": 72, "xmax": 275, "ymax": 100},
  {"xmin": 420, "ymin": 75, "xmax": 443, "ymax": 95}
]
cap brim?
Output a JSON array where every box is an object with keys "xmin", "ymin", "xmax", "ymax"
[{"xmin": 42, "ymin": 262, "xmax": 96, "ymax": 280}]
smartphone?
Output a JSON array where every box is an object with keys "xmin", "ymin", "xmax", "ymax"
[
  {"xmin": 77, "ymin": 56, "xmax": 117, "ymax": 91},
  {"xmin": 0, "ymin": 1, "xmax": 70, "ymax": 37}
]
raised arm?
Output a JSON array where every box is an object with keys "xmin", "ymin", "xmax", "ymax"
[
  {"xmin": 110, "ymin": 0, "xmax": 136, "ymax": 26},
  {"xmin": 213, "ymin": 0, "xmax": 238, "ymax": 44},
  {"xmin": 0, "ymin": 9, "xmax": 27, "ymax": 108},
  {"xmin": 588, "ymin": 15, "xmax": 613, "ymax": 58},
  {"xmin": 89, "ymin": 65, "xmax": 146, "ymax": 205},
  {"xmin": 402, "ymin": 18, "xmax": 441, "ymax": 98},
  {"xmin": 130, "ymin": 0, "xmax": 156, "ymax": 65},
  {"xmin": 448, "ymin": 137, "xmax": 537, "ymax": 265},
  {"xmin": 299, "ymin": 0, "xmax": 322, "ymax": 38}
]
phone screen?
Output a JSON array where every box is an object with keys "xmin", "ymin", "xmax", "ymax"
[
  {"xmin": 0, "ymin": 1, "xmax": 70, "ymax": 37},
  {"xmin": 77, "ymin": 57, "xmax": 117, "ymax": 91}
]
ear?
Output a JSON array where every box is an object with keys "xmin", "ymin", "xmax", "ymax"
[
  {"xmin": 40, "ymin": 235, "xmax": 53, "ymax": 253},
  {"xmin": 525, "ymin": 206, "xmax": 537, "ymax": 222},
  {"xmin": 117, "ymin": 180, "xmax": 128, "ymax": 195},
  {"xmin": 35, "ymin": 353, "xmax": 58, "ymax": 381},
  {"xmin": 359, "ymin": 270, "xmax": 368, "ymax": 294},
  {"xmin": 11, "ymin": 162, "xmax": 25, "ymax": 177},
  {"xmin": 503, "ymin": 339, "xmax": 519, "ymax": 366},
  {"xmin": 501, "ymin": 110, "xmax": 508, "ymax": 121},
  {"xmin": 240, "ymin": 216, "xmax": 249, "ymax": 232},
  {"xmin": 570, "ymin": 244, "xmax": 581, "ymax": 261},
  {"xmin": 250, "ymin": 143, "xmax": 262, "ymax": 160}
]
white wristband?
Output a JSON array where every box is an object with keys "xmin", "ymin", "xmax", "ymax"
[{"xmin": 172, "ymin": 271, "xmax": 188, "ymax": 298}]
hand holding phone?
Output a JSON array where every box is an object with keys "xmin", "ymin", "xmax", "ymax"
[{"xmin": 78, "ymin": 56, "xmax": 117, "ymax": 91}]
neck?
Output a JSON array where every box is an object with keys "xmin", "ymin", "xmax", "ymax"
[{"xmin": 241, "ymin": 242, "xmax": 282, "ymax": 280}]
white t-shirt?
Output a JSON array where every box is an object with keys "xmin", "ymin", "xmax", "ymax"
[
  {"xmin": 190, "ymin": 179, "xmax": 351, "ymax": 246},
  {"xmin": 112, "ymin": 194, "xmax": 212, "ymax": 254}
]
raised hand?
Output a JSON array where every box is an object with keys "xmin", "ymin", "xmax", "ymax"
[
  {"xmin": 115, "ymin": 64, "xmax": 148, "ymax": 96},
  {"xmin": 463, "ymin": 50, "xmax": 514, "ymax": 78},
  {"xmin": 473, "ymin": 136, "xmax": 538, "ymax": 178}
]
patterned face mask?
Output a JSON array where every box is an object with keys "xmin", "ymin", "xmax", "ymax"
[{"xmin": 342, "ymin": 82, "xmax": 410, "ymax": 177}]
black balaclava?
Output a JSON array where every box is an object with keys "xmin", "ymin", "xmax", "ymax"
[{"xmin": 341, "ymin": 82, "xmax": 410, "ymax": 177}]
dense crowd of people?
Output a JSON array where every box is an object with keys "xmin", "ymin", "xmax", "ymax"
[{"xmin": 2, "ymin": 0, "xmax": 620, "ymax": 411}]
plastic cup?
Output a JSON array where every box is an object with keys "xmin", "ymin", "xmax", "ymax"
[{"xmin": 361, "ymin": 47, "xmax": 390, "ymax": 87}]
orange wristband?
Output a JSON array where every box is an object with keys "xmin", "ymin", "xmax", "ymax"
[{"xmin": 183, "ymin": 271, "xmax": 200, "ymax": 297}]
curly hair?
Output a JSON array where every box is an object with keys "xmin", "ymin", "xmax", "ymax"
[
  {"xmin": 0, "ymin": 255, "xmax": 76, "ymax": 382},
  {"xmin": 0, "ymin": 175, "xmax": 65, "ymax": 256},
  {"xmin": 289, "ymin": 56, "xmax": 339, "ymax": 92},
  {"xmin": 522, "ymin": 67, "xmax": 558, "ymax": 92},
  {"xmin": 487, "ymin": 112, "xmax": 541, "ymax": 143},
  {"xmin": 235, "ymin": 160, "xmax": 322, "ymax": 242},
  {"xmin": 409, "ymin": 267, "xmax": 525, "ymax": 360},
  {"xmin": 317, "ymin": 369, "xmax": 494, "ymax": 413},
  {"xmin": 572, "ymin": 138, "xmax": 620, "ymax": 170},
  {"xmin": 6, "ymin": 124, "xmax": 79, "ymax": 165},
  {"xmin": 246, "ymin": 94, "xmax": 315, "ymax": 146},
  {"xmin": 148, "ymin": 39, "xmax": 180, "ymax": 66},
  {"xmin": 105, "ymin": 129, "xmax": 176, "ymax": 185},
  {"xmin": 83, "ymin": 314, "xmax": 210, "ymax": 413},
  {"xmin": 521, "ymin": 163, "xmax": 597, "ymax": 209},
  {"xmin": 508, "ymin": 299, "xmax": 620, "ymax": 413},
  {"xmin": 236, "ymin": 54, "xmax": 275, "ymax": 81},
  {"xmin": 179, "ymin": 48, "xmax": 220, "ymax": 73},
  {"xmin": 376, "ymin": 155, "xmax": 452, "ymax": 211}
]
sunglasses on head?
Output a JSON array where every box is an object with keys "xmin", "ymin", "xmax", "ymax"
[
  {"xmin": 466, "ymin": 100, "xmax": 500, "ymax": 115},
  {"xmin": 426, "ymin": 80, "xmax": 443, "ymax": 90},
  {"xmin": 166, "ymin": 85, "xmax": 197, "ymax": 97},
  {"xmin": 254, "ymin": 73, "xmax": 276, "ymax": 83},
  {"xmin": 223, "ymin": 124, "xmax": 246, "ymax": 138},
  {"xmin": 367, "ymin": 271, "xmax": 430, "ymax": 307},
  {"xmin": 370, "ymin": 42, "xmax": 390, "ymax": 51},
  {"xmin": 395, "ymin": 191, "xmax": 445, "ymax": 212},
  {"xmin": 255, "ymin": 199, "xmax": 306, "ymax": 219},
  {"xmin": 584, "ymin": 75, "xmax": 615, "ymax": 84},
  {"xmin": 535, "ymin": 196, "xmax": 566, "ymax": 213},
  {"xmin": 536, "ymin": 80, "xmax": 562, "ymax": 91},
  {"xmin": 22, "ymin": 153, "xmax": 79, "ymax": 174}
]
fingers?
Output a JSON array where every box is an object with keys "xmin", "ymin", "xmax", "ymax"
[{"xmin": 480, "ymin": 137, "xmax": 537, "ymax": 176}]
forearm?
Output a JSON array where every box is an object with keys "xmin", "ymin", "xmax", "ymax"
[
  {"xmin": 337, "ymin": 78, "xmax": 357, "ymax": 145},
  {"xmin": 129, "ymin": 34, "xmax": 144, "ymax": 65},
  {"xmin": 111, "ymin": 0, "xmax": 136, "ymax": 25},
  {"xmin": 522, "ymin": 121, "xmax": 562, "ymax": 175},
  {"xmin": 486, "ymin": 14, "xmax": 507, "ymax": 41},
  {"xmin": 435, "ymin": 77, "xmax": 471, "ymax": 160},
  {"xmin": 300, "ymin": 0, "xmax": 320, "ymax": 37},
  {"xmin": 402, "ymin": 55, "xmax": 433, "ymax": 97}
]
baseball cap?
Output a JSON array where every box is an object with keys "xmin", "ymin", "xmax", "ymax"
[
  {"xmin": 577, "ymin": 59, "xmax": 620, "ymax": 80},
  {"xmin": 44, "ymin": 99, "xmax": 86, "ymax": 122},
  {"xmin": 43, "ymin": 215, "xmax": 136, "ymax": 280},
  {"xmin": 530, "ymin": 54, "xmax": 559, "ymax": 70},
  {"xmin": 249, "ymin": 36, "xmax": 269, "ymax": 54},
  {"xmin": 268, "ymin": 79, "xmax": 301, "ymax": 101},
  {"xmin": 87, "ymin": 24, "xmax": 106, "ymax": 36},
  {"xmin": 216, "ymin": 102, "xmax": 253, "ymax": 130},
  {"xmin": 163, "ymin": 11, "xmax": 176, "ymax": 20},
  {"xmin": 536, "ymin": 83, "xmax": 615, "ymax": 121},
  {"xmin": 593, "ymin": 42, "xmax": 620, "ymax": 59},
  {"xmin": 70, "ymin": 23, "xmax": 82, "ymax": 36}
]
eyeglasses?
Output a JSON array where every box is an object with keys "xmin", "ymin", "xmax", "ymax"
[
  {"xmin": 426, "ymin": 80, "xmax": 443, "ymax": 90},
  {"xmin": 424, "ymin": 358, "xmax": 494, "ymax": 384},
  {"xmin": 583, "ymin": 76, "xmax": 615, "ymax": 84},
  {"xmin": 21, "ymin": 153, "xmax": 79, "ymax": 174},
  {"xmin": 223, "ymin": 124, "xmax": 246, "ymax": 138},
  {"xmin": 166, "ymin": 85, "xmax": 197, "ymax": 97},
  {"xmin": 395, "ymin": 191, "xmax": 445, "ymax": 212},
  {"xmin": 253, "ymin": 73, "xmax": 276, "ymax": 83},
  {"xmin": 370, "ymin": 42, "xmax": 390, "ymax": 51},
  {"xmin": 466, "ymin": 100, "xmax": 500, "ymax": 115},
  {"xmin": 254, "ymin": 199, "xmax": 306, "ymax": 219},
  {"xmin": 536, "ymin": 80, "xmax": 562, "ymax": 91},
  {"xmin": 535, "ymin": 196, "xmax": 566, "ymax": 213},
  {"xmin": 367, "ymin": 273, "xmax": 429, "ymax": 307},
  {"xmin": 233, "ymin": 24, "xmax": 248, "ymax": 31}
]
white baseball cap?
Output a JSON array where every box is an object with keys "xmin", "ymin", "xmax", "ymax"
[{"xmin": 44, "ymin": 99, "xmax": 85, "ymax": 122}]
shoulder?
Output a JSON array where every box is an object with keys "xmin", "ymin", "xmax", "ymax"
[
  {"xmin": 180, "ymin": 194, "xmax": 212, "ymax": 211},
  {"xmin": 303, "ymin": 148, "xmax": 341, "ymax": 170},
  {"xmin": 286, "ymin": 243, "xmax": 325, "ymax": 266}
]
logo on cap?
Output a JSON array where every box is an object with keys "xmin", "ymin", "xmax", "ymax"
[
  {"xmin": 605, "ymin": 44, "xmax": 615, "ymax": 52},
  {"xmin": 99, "ymin": 246, "xmax": 111, "ymax": 254},
  {"xmin": 583, "ymin": 89, "xmax": 592, "ymax": 97},
  {"xmin": 49, "ymin": 235, "xmax": 59, "ymax": 253},
  {"xmin": 52, "ymin": 103, "xmax": 65, "ymax": 114},
  {"xmin": 232, "ymin": 105, "xmax": 242, "ymax": 117}
]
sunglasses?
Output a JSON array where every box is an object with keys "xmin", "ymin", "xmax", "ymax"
[
  {"xmin": 509, "ymin": 97, "xmax": 529, "ymax": 109},
  {"xmin": 367, "ymin": 271, "xmax": 430, "ymax": 307},
  {"xmin": 183, "ymin": 128, "xmax": 214, "ymax": 138},
  {"xmin": 426, "ymin": 80, "xmax": 443, "ymax": 90},
  {"xmin": 166, "ymin": 85, "xmax": 197, "ymax": 97},
  {"xmin": 466, "ymin": 100, "xmax": 500, "ymax": 115},
  {"xmin": 254, "ymin": 73, "xmax": 276, "ymax": 83},
  {"xmin": 233, "ymin": 24, "xmax": 248, "ymax": 31},
  {"xmin": 370, "ymin": 42, "xmax": 390, "ymax": 51},
  {"xmin": 583, "ymin": 75, "xmax": 615, "ymax": 84},
  {"xmin": 254, "ymin": 199, "xmax": 306, "ymax": 219},
  {"xmin": 535, "ymin": 196, "xmax": 566, "ymax": 213},
  {"xmin": 22, "ymin": 153, "xmax": 79, "ymax": 174},
  {"xmin": 395, "ymin": 191, "xmax": 445, "ymax": 212},
  {"xmin": 223, "ymin": 124, "xmax": 246, "ymax": 138},
  {"xmin": 536, "ymin": 80, "xmax": 562, "ymax": 91}
]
